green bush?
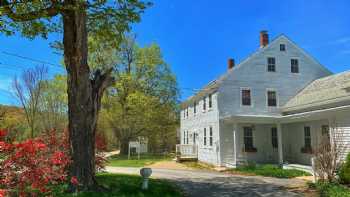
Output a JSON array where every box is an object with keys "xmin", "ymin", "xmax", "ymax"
[
  {"xmin": 234, "ymin": 164, "xmax": 310, "ymax": 178},
  {"xmin": 314, "ymin": 182, "xmax": 350, "ymax": 197},
  {"xmin": 339, "ymin": 153, "xmax": 350, "ymax": 184}
]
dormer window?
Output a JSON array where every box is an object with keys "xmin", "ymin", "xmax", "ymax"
[
  {"xmin": 267, "ymin": 57, "xmax": 276, "ymax": 72},
  {"xmin": 280, "ymin": 44, "xmax": 286, "ymax": 51},
  {"xmin": 291, "ymin": 59, "xmax": 299, "ymax": 73}
]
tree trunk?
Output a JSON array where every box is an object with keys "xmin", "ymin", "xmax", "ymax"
[
  {"xmin": 62, "ymin": 1, "xmax": 107, "ymax": 191},
  {"xmin": 119, "ymin": 139, "xmax": 130, "ymax": 155}
]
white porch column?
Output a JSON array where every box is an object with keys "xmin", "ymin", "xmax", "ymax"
[
  {"xmin": 277, "ymin": 123, "xmax": 283, "ymax": 165},
  {"xmin": 233, "ymin": 123, "xmax": 238, "ymax": 167}
]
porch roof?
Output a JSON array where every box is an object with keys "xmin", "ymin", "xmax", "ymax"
[{"xmin": 282, "ymin": 70, "xmax": 350, "ymax": 114}]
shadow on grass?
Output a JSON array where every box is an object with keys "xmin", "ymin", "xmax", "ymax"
[{"xmin": 53, "ymin": 174, "xmax": 183, "ymax": 197}]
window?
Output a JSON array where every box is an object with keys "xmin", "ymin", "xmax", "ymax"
[
  {"xmin": 243, "ymin": 127, "xmax": 254, "ymax": 150},
  {"xmin": 267, "ymin": 90, "xmax": 277, "ymax": 107},
  {"xmin": 186, "ymin": 107, "xmax": 189, "ymax": 118},
  {"xmin": 304, "ymin": 126, "xmax": 311, "ymax": 149},
  {"xmin": 242, "ymin": 89, "xmax": 251, "ymax": 106},
  {"xmin": 203, "ymin": 128, "xmax": 207, "ymax": 146},
  {"xmin": 194, "ymin": 101, "xmax": 197, "ymax": 115},
  {"xmin": 193, "ymin": 132, "xmax": 196, "ymax": 144},
  {"xmin": 322, "ymin": 125, "xmax": 330, "ymax": 139},
  {"xmin": 183, "ymin": 110, "xmax": 185, "ymax": 119},
  {"xmin": 291, "ymin": 59, "xmax": 299, "ymax": 73},
  {"xmin": 183, "ymin": 131, "xmax": 186, "ymax": 144},
  {"xmin": 271, "ymin": 127, "xmax": 278, "ymax": 148},
  {"xmin": 267, "ymin": 57, "xmax": 276, "ymax": 72},
  {"xmin": 209, "ymin": 94, "xmax": 212, "ymax": 109},
  {"xmin": 186, "ymin": 130, "xmax": 189, "ymax": 144},
  {"xmin": 280, "ymin": 44, "xmax": 286, "ymax": 51},
  {"xmin": 203, "ymin": 97, "xmax": 206, "ymax": 111},
  {"xmin": 209, "ymin": 126, "xmax": 213, "ymax": 146}
]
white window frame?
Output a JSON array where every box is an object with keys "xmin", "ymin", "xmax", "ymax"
[
  {"xmin": 291, "ymin": 57, "xmax": 300, "ymax": 74},
  {"xmin": 202, "ymin": 97, "xmax": 207, "ymax": 112},
  {"xmin": 267, "ymin": 57, "xmax": 276, "ymax": 72},
  {"xmin": 266, "ymin": 88, "xmax": 278, "ymax": 108},
  {"xmin": 280, "ymin": 43, "xmax": 286, "ymax": 52},
  {"xmin": 240, "ymin": 87, "xmax": 253, "ymax": 107},
  {"xmin": 203, "ymin": 127, "xmax": 207, "ymax": 146},
  {"xmin": 209, "ymin": 126, "xmax": 213, "ymax": 146}
]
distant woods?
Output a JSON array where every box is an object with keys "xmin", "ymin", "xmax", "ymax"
[{"xmin": 1, "ymin": 37, "xmax": 179, "ymax": 153}]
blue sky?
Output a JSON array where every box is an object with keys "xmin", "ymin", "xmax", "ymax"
[{"xmin": 0, "ymin": 0, "xmax": 349, "ymax": 105}]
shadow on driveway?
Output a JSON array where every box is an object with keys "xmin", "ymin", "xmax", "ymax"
[{"xmin": 172, "ymin": 176, "xmax": 302, "ymax": 197}]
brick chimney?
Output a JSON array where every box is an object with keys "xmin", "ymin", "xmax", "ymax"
[
  {"xmin": 260, "ymin": 30, "xmax": 269, "ymax": 48},
  {"xmin": 228, "ymin": 58, "xmax": 235, "ymax": 70}
]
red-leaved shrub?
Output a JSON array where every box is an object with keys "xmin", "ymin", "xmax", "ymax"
[
  {"xmin": 0, "ymin": 129, "xmax": 70, "ymax": 196},
  {"xmin": 0, "ymin": 129, "xmax": 108, "ymax": 196}
]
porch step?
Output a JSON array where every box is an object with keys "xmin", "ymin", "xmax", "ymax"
[{"xmin": 283, "ymin": 164, "xmax": 314, "ymax": 175}]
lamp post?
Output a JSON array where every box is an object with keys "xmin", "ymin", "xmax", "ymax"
[{"xmin": 140, "ymin": 168, "xmax": 152, "ymax": 190}]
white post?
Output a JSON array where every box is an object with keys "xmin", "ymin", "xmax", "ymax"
[
  {"xmin": 277, "ymin": 123, "xmax": 283, "ymax": 165},
  {"xmin": 128, "ymin": 142, "xmax": 131, "ymax": 160},
  {"xmin": 233, "ymin": 123, "xmax": 238, "ymax": 167}
]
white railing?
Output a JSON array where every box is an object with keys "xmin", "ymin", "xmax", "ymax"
[{"xmin": 176, "ymin": 144, "xmax": 198, "ymax": 158}]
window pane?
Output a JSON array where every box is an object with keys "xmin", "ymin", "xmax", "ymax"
[
  {"xmin": 209, "ymin": 94, "xmax": 212, "ymax": 108},
  {"xmin": 271, "ymin": 127, "xmax": 278, "ymax": 148},
  {"xmin": 267, "ymin": 57, "xmax": 276, "ymax": 72},
  {"xmin": 291, "ymin": 59, "xmax": 299, "ymax": 73},
  {"xmin": 203, "ymin": 97, "xmax": 206, "ymax": 110},
  {"xmin": 244, "ymin": 127, "xmax": 253, "ymax": 149},
  {"xmin": 280, "ymin": 44, "xmax": 286, "ymax": 51},
  {"xmin": 267, "ymin": 91, "xmax": 277, "ymax": 106},
  {"xmin": 242, "ymin": 89, "xmax": 251, "ymax": 106}
]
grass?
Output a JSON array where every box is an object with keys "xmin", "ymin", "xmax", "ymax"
[
  {"xmin": 107, "ymin": 154, "xmax": 172, "ymax": 167},
  {"xmin": 53, "ymin": 173, "xmax": 183, "ymax": 197},
  {"xmin": 309, "ymin": 182, "xmax": 350, "ymax": 197},
  {"xmin": 229, "ymin": 164, "xmax": 311, "ymax": 178}
]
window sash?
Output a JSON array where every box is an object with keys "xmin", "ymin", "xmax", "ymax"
[
  {"xmin": 271, "ymin": 128, "xmax": 278, "ymax": 148},
  {"xmin": 280, "ymin": 44, "xmax": 286, "ymax": 51},
  {"xmin": 267, "ymin": 57, "xmax": 276, "ymax": 72},
  {"xmin": 194, "ymin": 102, "xmax": 197, "ymax": 114},
  {"xmin": 267, "ymin": 91, "xmax": 277, "ymax": 106},
  {"xmin": 242, "ymin": 89, "xmax": 251, "ymax": 106},
  {"xmin": 209, "ymin": 127, "xmax": 213, "ymax": 146},
  {"xmin": 291, "ymin": 59, "xmax": 299, "ymax": 73},
  {"xmin": 244, "ymin": 127, "xmax": 253, "ymax": 149},
  {"xmin": 304, "ymin": 127, "xmax": 311, "ymax": 148},
  {"xmin": 209, "ymin": 94, "xmax": 212, "ymax": 108}
]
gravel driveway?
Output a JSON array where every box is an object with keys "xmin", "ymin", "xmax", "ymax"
[{"xmin": 105, "ymin": 166, "xmax": 306, "ymax": 197}]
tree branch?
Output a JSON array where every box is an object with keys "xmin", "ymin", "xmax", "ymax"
[{"xmin": 0, "ymin": 0, "xmax": 61, "ymax": 22}]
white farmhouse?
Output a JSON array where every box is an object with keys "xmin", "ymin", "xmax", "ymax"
[{"xmin": 178, "ymin": 31, "xmax": 350, "ymax": 169}]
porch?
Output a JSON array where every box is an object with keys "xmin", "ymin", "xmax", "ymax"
[
  {"xmin": 176, "ymin": 144, "xmax": 198, "ymax": 162},
  {"xmin": 220, "ymin": 114, "xmax": 333, "ymax": 169}
]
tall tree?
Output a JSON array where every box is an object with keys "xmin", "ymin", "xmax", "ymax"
[
  {"xmin": 13, "ymin": 65, "xmax": 48, "ymax": 138},
  {"xmin": 99, "ymin": 37, "xmax": 179, "ymax": 155},
  {"xmin": 0, "ymin": 0, "xmax": 150, "ymax": 191}
]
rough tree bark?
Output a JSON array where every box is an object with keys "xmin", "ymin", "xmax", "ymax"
[{"xmin": 62, "ymin": 1, "xmax": 113, "ymax": 190}]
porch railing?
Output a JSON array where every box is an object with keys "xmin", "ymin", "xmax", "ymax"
[{"xmin": 176, "ymin": 144, "xmax": 198, "ymax": 158}]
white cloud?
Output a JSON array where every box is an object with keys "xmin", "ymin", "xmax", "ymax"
[{"xmin": 331, "ymin": 37, "xmax": 350, "ymax": 45}]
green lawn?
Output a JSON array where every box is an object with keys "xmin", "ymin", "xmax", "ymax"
[
  {"xmin": 107, "ymin": 154, "xmax": 172, "ymax": 167},
  {"xmin": 310, "ymin": 182, "xmax": 350, "ymax": 197},
  {"xmin": 229, "ymin": 164, "xmax": 311, "ymax": 178},
  {"xmin": 53, "ymin": 174, "xmax": 183, "ymax": 197}
]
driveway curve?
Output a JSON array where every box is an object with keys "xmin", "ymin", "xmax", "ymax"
[{"xmin": 105, "ymin": 166, "xmax": 306, "ymax": 197}]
